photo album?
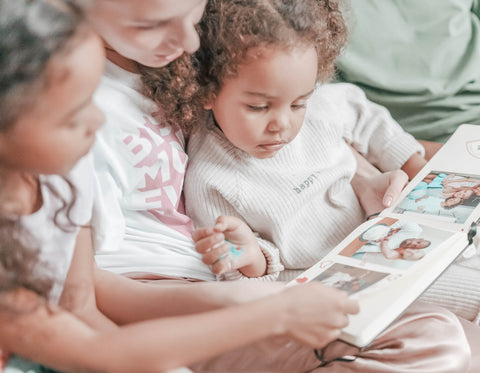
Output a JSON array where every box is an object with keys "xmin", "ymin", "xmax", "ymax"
[{"xmin": 288, "ymin": 124, "xmax": 480, "ymax": 348}]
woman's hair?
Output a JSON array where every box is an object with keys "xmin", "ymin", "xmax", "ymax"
[
  {"xmin": 0, "ymin": 218, "xmax": 55, "ymax": 313},
  {"xmin": 140, "ymin": 0, "xmax": 348, "ymax": 134},
  {"xmin": 0, "ymin": 0, "xmax": 86, "ymax": 131}
]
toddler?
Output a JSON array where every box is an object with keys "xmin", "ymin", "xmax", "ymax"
[{"xmin": 146, "ymin": 0, "xmax": 480, "ymax": 326}]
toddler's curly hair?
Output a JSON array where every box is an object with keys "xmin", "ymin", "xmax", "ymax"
[{"xmin": 140, "ymin": 0, "xmax": 348, "ymax": 135}]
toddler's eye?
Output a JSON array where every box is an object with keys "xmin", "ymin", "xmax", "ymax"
[
  {"xmin": 247, "ymin": 105, "xmax": 268, "ymax": 112},
  {"xmin": 291, "ymin": 103, "xmax": 307, "ymax": 110},
  {"xmin": 66, "ymin": 120, "xmax": 81, "ymax": 129}
]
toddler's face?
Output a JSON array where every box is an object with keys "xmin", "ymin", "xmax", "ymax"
[
  {"xmin": 206, "ymin": 46, "xmax": 318, "ymax": 159},
  {"xmin": 0, "ymin": 32, "xmax": 105, "ymax": 175},
  {"xmin": 88, "ymin": 0, "xmax": 206, "ymax": 67}
]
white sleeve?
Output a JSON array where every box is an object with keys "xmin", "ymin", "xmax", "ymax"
[{"xmin": 316, "ymin": 83, "xmax": 425, "ymax": 171}]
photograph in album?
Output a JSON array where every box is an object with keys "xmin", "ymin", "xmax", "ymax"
[{"xmin": 393, "ymin": 171, "xmax": 480, "ymax": 224}]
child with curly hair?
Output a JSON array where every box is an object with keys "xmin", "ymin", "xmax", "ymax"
[
  {"xmin": 148, "ymin": 0, "xmax": 425, "ymax": 280},
  {"xmin": 141, "ymin": 0, "xmax": 480, "ymax": 330}
]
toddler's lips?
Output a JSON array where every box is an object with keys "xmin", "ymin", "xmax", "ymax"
[{"xmin": 259, "ymin": 142, "xmax": 286, "ymax": 152}]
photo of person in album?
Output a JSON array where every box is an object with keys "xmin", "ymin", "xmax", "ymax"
[
  {"xmin": 357, "ymin": 220, "xmax": 430, "ymax": 261},
  {"xmin": 394, "ymin": 171, "xmax": 480, "ymax": 223},
  {"xmin": 339, "ymin": 217, "xmax": 452, "ymax": 270},
  {"xmin": 313, "ymin": 263, "xmax": 388, "ymax": 296}
]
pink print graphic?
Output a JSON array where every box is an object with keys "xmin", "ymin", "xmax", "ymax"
[{"xmin": 124, "ymin": 113, "xmax": 193, "ymax": 238}]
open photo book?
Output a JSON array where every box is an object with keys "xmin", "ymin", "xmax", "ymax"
[{"xmin": 287, "ymin": 124, "xmax": 480, "ymax": 348}]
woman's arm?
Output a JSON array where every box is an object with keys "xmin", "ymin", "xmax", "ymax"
[
  {"xmin": 400, "ymin": 152, "xmax": 427, "ymax": 179},
  {"xmin": 418, "ymin": 140, "xmax": 442, "ymax": 161}
]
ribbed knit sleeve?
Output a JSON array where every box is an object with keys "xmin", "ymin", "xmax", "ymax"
[{"xmin": 309, "ymin": 83, "xmax": 425, "ymax": 171}]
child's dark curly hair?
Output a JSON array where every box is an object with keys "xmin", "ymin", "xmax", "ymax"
[
  {"xmin": 0, "ymin": 218, "xmax": 55, "ymax": 313},
  {"xmin": 139, "ymin": 0, "xmax": 348, "ymax": 135}
]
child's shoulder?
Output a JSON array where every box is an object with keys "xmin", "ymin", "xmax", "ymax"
[
  {"xmin": 313, "ymin": 82, "xmax": 367, "ymax": 102},
  {"xmin": 306, "ymin": 83, "xmax": 367, "ymax": 118}
]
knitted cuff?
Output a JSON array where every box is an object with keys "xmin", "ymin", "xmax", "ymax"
[
  {"xmin": 219, "ymin": 238, "xmax": 284, "ymax": 281},
  {"xmin": 377, "ymin": 134, "xmax": 425, "ymax": 172}
]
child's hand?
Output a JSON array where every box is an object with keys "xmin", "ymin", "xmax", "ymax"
[
  {"xmin": 192, "ymin": 216, "xmax": 267, "ymax": 277},
  {"xmin": 279, "ymin": 283, "xmax": 359, "ymax": 348}
]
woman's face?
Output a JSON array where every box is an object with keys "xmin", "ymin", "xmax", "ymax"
[{"xmin": 87, "ymin": 0, "xmax": 207, "ymax": 68}]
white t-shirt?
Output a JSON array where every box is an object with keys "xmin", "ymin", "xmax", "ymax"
[
  {"xmin": 92, "ymin": 61, "xmax": 214, "ymax": 281},
  {"xmin": 22, "ymin": 154, "xmax": 94, "ymax": 304}
]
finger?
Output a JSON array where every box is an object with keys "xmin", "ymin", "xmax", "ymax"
[
  {"xmin": 344, "ymin": 298, "xmax": 360, "ymax": 315},
  {"xmin": 195, "ymin": 233, "xmax": 225, "ymax": 254},
  {"xmin": 215, "ymin": 215, "xmax": 242, "ymax": 233},
  {"xmin": 192, "ymin": 227, "xmax": 217, "ymax": 242},
  {"xmin": 383, "ymin": 170, "xmax": 408, "ymax": 207},
  {"xmin": 332, "ymin": 313, "xmax": 350, "ymax": 329},
  {"xmin": 201, "ymin": 241, "xmax": 231, "ymax": 265}
]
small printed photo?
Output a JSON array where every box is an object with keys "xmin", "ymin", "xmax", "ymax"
[
  {"xmin": 339, "ymin": 217, "xmax": 455, "ymax": 270},
  {"xmin": 313, "ymin": 263, "xmax": 388, "ymax": 296},
  {"xmin": 393, "ymin": 171, "xmax": 480, "ymax": 224}
]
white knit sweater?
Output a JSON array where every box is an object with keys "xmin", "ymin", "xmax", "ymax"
[{"xmin": 185, "ymin": 83, "xmax": 424, "ymax": 281}]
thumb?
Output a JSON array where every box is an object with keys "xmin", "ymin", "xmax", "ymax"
[
  {"xmin": 214, "ymin": 215, "xmax": 242, "ymax": 233},
  {"xmin": 383, "ymin": 171, "xmax": 408, "ymax": 207}
]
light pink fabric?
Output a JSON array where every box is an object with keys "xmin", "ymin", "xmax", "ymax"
[{"xmin": 190, "ymin": 301, "xmax": 470, "ymax": 373}]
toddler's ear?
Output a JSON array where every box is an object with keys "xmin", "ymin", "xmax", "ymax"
[{"xmin": 203, "ymin": 93, "xmax": 217, "ymax": 110}]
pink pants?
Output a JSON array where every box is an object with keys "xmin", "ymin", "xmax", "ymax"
[{"xmin": 190, "ymin": 301, "xmax": 471, "ymax": 373}]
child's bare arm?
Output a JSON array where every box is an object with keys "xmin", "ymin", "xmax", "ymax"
[
  {"xmin": 59, "ymin": 226, "xmax": 117, "ymax": 331},
  {"xmin": 94, "ymin": 268, "xmax": 286, "ymax": 323},
  {"xmin": 0, "ymin": 284, "xmax": 358, "ymax": 373}
]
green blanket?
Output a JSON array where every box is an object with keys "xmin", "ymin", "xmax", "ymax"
[{"xmin": 336, "ymin": 0, "xmax": 480, "ymax": 142}]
